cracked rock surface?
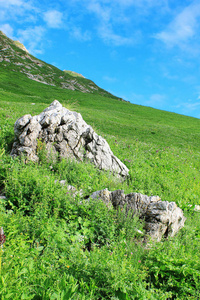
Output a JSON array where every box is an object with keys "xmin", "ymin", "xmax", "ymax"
[
  {"xmin": 89, "ymin": 189, "xmax": 186, "ymax": 241},
  {"xmin": 11, "ymin": 100, "xmax": 129, "ymax": 177}
]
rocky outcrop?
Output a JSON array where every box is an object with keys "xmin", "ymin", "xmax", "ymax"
[
  {"xmin": 13, "ymin": 40, "xmax": 29, "ymax": 53},
  {"xmin": 89, "ymin": 189, "xmax": 186, "ymax": 241},
  {"xmin": 11, "ymin": 100, "xmax": 129, "ymax": 177}
]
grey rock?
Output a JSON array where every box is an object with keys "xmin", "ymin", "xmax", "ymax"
[
  {"xmin": 194, "ymin": 205, "xmax": 200, "ymax": 211},
  {"xmin": 60, "ymin": 180, "xmax": 67, "ymax": 186},
  {"xmin": 53, "ymin": 181, "xmax": 83, "ymax": 197},
  {"xmin": 66, "ymin": 185, "xmax": 83, "ymax": 198},
  {"xmin": 89, "ymin": 189, "xmax": 186, "ymax": 241},
  {"xmin": 188, "ymin": 204, "xmax": 200, "ymax": 211},
  {"xmin": 11, "ymin": 100, "xmax": 129, "ymax": 177},
  {"xmin": 67, "ymin": 185, "xmax": 76, "ymax": 191}
]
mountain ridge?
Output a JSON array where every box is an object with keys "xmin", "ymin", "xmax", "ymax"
[{"xmin": 0, "ymin": 31, "xmax": 123, "ymax": 99}]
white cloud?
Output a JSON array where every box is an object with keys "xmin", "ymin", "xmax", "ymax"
[
  {"xmin": 0, "ymin": 0, "xmax": 36, "ymax": 23},
  {"xmin": 0, "ymin": 0, "xmax": 24, "ymax": 6},
  {"xmin": 84, "ymin": 0, "xmax": 138, "ymax": 46},
  {"xmin": 145, "ymin": 94, "xmax": 166, "ymax": 107},
  {"xmin": 116, "ymin": 0, "xmax": 167, "ymax": 9},
  {"xmin": 163, "ymin": 71, "xmax": 178, "ymax": 80},
  {"xmin": 85, "ymin": 0, "xmax": 141, "ymax": 46},
  {"xmin": 0, "ymin": 23, "xmax": 14, "ymax": 38},
  {"xmin": 43, "ymin": 10, "xmax": 63, "ymax": 29},
  {"xmin": 0, "ymin": 0, "xmax": 33, "ymax": 12},
  {"xmin": 180, "ymin": 100, "xmax": 200, "ymax": 110},
  {"xmin": 174, "ymin": 99, "xmax": 200, "ymax": 118},
  {"xmin": 98, "ymin": 24, "xmax": 134, "ymax": 46},
  {"xmin": 87, "ymin": 1, "xmax": 111, "ymax": 22},
  {"xmin": 155, "ymin": 2, "xmax": 200, "ymax": 48},
  {"xmin": 17, "ymin": 26, "xmax": 46, "ymax": 54},
  {"xmin": 70, "ymin": 27, "xmax": 91, "ymax": 41},
  {"xmin": 103, "ymin": 75, "xmax": 117, "ymax": 82}
]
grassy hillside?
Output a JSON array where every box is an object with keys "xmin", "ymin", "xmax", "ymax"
[
  {"xmin": 0, "ymin": 31, "xmax": 117, "ymax": 98},
  {"xmin": 1, "ymin": 66, "xmax": 199, "ymax": 149},
  {"xmin": 0, "ymin": 56, "xmax": 200, "ymax": 298}
]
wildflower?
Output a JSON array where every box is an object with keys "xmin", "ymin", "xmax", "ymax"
[
  {"xmin": 131, "ymin": 252, "xmax": 133, "ymax": 255},
  {"xmin": 67, "ymin": 265, "xmax": 70, "ymax": 268},
  {"xmin": 78, "ymin": 235, "xmax": 84, "ymax": 242},
  {"xmin": 138, "ymin": 260, "xmax": 141, "ymax": 263},
  {"xmin": 110, "ymin": 252, "xmax": 113, "ymax": 255}
]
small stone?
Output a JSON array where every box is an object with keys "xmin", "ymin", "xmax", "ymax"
[
  {"xmin": 194, "ymin": 205, "xmax": 200, "ymax": 211},
  {"xmin": 67, "ymin": 185, "xmax": 76, "ymax": 191},
  {"xmin": 59, "ymin": 180, "xmax": 67, "ymax": 186}
]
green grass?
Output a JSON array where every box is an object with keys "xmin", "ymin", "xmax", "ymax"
[{"xmin": 0, "ymin": 63, "xmax": 200, "ymax": 299}]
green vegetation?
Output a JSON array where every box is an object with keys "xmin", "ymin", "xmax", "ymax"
[{"xmin": 0, "ymin": 40, "xmax": 200, "ymax": 298}]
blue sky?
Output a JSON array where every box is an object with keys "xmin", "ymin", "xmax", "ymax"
[{"xmin": 1, "ymin": 0, "xmax": 200, "ymax": 119}]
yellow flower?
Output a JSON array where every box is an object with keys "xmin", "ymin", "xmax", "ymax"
[{"xmin": 67, "ymin": 265, "xmax": 70, "ymax": 268}]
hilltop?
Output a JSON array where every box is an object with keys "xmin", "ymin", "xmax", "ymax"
[{"xmin": 0, "ymin": 31, "xmax": 120, "ymax": 98}]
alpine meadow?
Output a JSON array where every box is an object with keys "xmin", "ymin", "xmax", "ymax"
[{"xmin": 0, "ymin": 31, "xmax": 200, "ymax": 299}]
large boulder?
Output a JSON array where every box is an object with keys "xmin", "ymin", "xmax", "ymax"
[
  {"xmin": 89, "ymin": 189, "xmax": 186, "ymax": 241},
  {"xmin": 11, "ymin": 100, "xmax": 129, "ymax": 177}
]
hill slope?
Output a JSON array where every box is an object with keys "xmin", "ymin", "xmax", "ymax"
[
  {"xmin": 0, "ymin": 65, "xmax": 200, "ymax": 151},
  {"xmin": 0, "ymin": 30, "xmax": 199, "ymax": 149},
  {"xmin": 0, "ymin": 31, "xmax": 119, "ymax": 98},
  {"xmin": 0, "ymin": 31, "xmax": 200, "ymax": 300}
]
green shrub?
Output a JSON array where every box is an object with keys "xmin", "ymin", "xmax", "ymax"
[{"xmin": 144, "ymin": 216, "xmax": 200, "ymax": 299}]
